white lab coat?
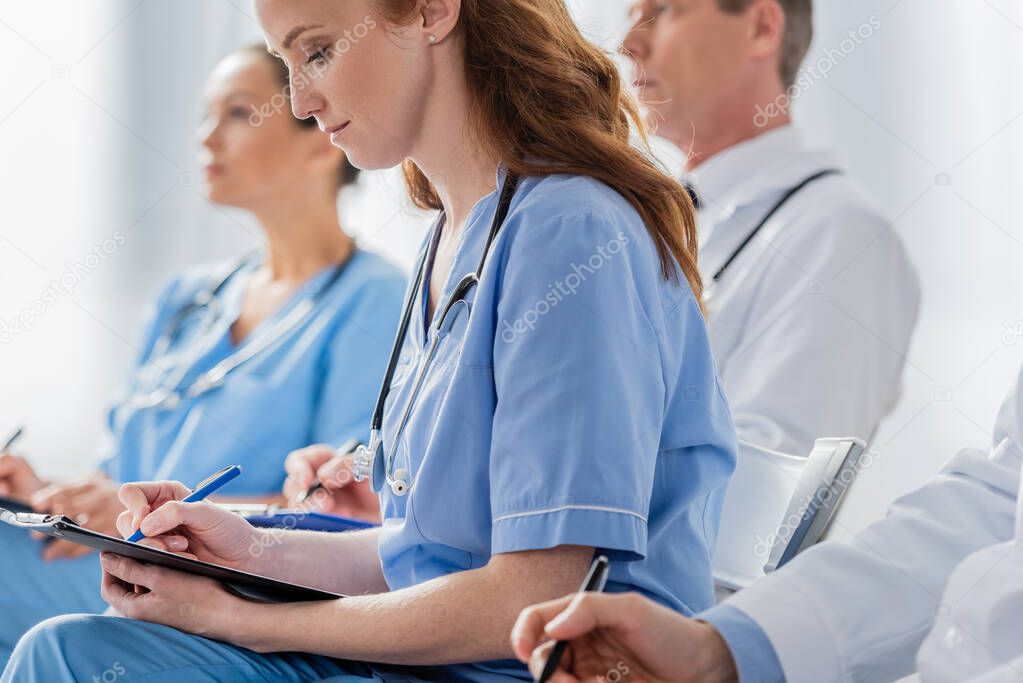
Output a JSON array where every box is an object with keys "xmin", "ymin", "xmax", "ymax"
[
  {"xmin": 916, "ymin": 413, "xmax": 1023, "ymax": 682},
  {"xmin": 725, "ymin": 365, "xmax": 1023, "ymax": 682},
  {"xmin": 691, "ymin": 126, "xmax": 921, "ymax": 456}
]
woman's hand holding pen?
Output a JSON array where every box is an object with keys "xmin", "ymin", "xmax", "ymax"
[
  {"xmin": 0, "ymin": 452, "xmax": 45, "ymax": 499},
  {"xmin": 115, "ymin": 480, "xmax": 265, "ymax": 571},
  {"xmin": 283, "ymin": 444, "xmax": 381, "ymax": 522},
  {"xmin": 99, "ymin": 480, "xmax": 272, "ymax": 640},
  {"xmin": 511, "ymin": 592, "xmax": 739, "ymax": 683}
]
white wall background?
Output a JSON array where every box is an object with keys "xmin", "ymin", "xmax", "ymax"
[{"xmin": 2, "ymin": 0, "xmax": 1023, "ymax": 537}]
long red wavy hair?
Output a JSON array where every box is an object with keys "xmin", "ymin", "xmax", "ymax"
[{"xmin": 375, "ymin": 0, "xmax": 703, "ymax": 306}]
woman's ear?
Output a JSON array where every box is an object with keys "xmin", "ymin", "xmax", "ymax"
[{"xmin": 420, "ymin": 0, "xmax": 461, "ymax": 44}]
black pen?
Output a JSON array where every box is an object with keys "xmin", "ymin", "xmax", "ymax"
[
  {"xmin": 1, "ymin": 426, "xmax": 24, "ymax": 453},
  {"xmin": 537, "ymin": 554, "xmax": 611, "ymax": 683},
  {"xmin": 294, "ymin": 438, "xmax": 362, "ymax": 505}
]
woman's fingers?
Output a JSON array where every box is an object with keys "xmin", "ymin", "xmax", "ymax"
[
  {"xmin": 99, "ymin": 554, "xmax": 152, "ymax": 616},
  {"xmin": 0, "ymin": 454, "xmax": 38, "ymax": 497},
  {"xmin": 0, "ymin": 454, "xmax": 28, "ymax": 478},
  {"xmin": 30, "ymin": 483, "xmax": 86, "ymax": 513},
  {"xmin": 118, "ymin": 481, "xmax": 190, "ymax": 536},
  {"xmin": 115, "ymin": 509, "xmax": 136, "ymax": 538},
  {"xmin": 512, "ymin": 594, "xmax": 575, "ymax": 659},
  {"xmin": 285, "ymin": 446, "xmax": 334, "ymax": 481},
  {"xmin": 118, "ymin": 480, "xmax": 190, "ymax": 511},
  {"xmin": 163, "ymin": 535, "xmax": 190, "ymax": 553},
  {"xmin": 515, "ymin": 594, "xmax": 640, "ymax": 668},
  {"xmin": 282, "ymin": 476, "xmax": 303, "ymax": 503},
  {"xmin": 526, "ymin": 640, "xmax": 579, "ymax": 683},
  {"xmin": 69, "ymin": 484, "xmax": 117, "ymax": 512},
  {"xmin": 283, "ymin": 445, "xmax": 337, "ymax": 503},
  {"xmin": 543, "ymin": 593, "xmax": 638, "ymax": 641},
  {"xmin": 316, "ymin": 454, "xmax": 356, "ymax": 492},
  {"xmin": 527, "ymin": 639, "xmax": 556, "ymax": 676},
  {"xmin": 28, "ymin": 483, "xmax": 63, "ymax": 512},
  {"xmin": 100, "ymin": 555, "xmax": 134, "ymax": 602},
  {"xmin": 137, "ymin": 534, "xmax": 189, "ymax": 553},
  {"xmin": 138, "ymin": 499, "xmax": 221, "ymax": 538},
  {"xmin": 100, "ymin": 553, "xmax": 157, "ymax": 590}
]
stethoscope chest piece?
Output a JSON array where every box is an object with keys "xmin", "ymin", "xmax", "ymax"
[
  {"xmin": 354, "ymin": 435, "xmax": 389, "ymax": 493},
  {"xmin": 372, "ymin": 443, "xmax": 388, "ymax": 493}
]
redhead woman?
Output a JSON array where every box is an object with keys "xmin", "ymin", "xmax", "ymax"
[{"xmin": 3, "ymin": 1, "xmax": 736, "ymax": 681}]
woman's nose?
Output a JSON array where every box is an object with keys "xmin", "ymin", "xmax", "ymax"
[
  {"xmin": 621, "ymin": 17, "xmax": 650, "ymax": 63},
  {"xmin": 199, "ymin": 119, "xmax": 221, "ymax": 151},
  {"xmin": 290, "ymin": 74, "xmax": 324, "ymax": 123}
]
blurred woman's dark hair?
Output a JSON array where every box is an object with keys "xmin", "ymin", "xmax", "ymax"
[{"xmin": 243, "ymin": 43, "xmax": 361, "ymax": 190}]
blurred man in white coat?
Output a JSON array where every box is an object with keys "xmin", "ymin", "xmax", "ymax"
[
  {"xmin": 622, "ymin": 0, "xmax": 921, "ymax": 455},
  {"xmin": 513, "ymin": 364, "xmax": 1023, "ymax": 681}
]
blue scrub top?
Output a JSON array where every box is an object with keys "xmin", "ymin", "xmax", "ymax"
[
  {"xmin": 377, "ymin": 169, "xmax": 736, "ymax": 678},
  {"xmin": 100, "ymin": 249, "xmax": 406, "ymax": 496}
]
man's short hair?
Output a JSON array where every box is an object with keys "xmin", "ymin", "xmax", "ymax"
[{"xmin": 718, "ymin": 0, "xmax": 813, "ymax": 88}]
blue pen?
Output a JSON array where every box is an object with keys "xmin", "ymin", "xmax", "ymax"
[{"xmin": 127, "ymin": 465, "xmax": 242, "ymax": 543}]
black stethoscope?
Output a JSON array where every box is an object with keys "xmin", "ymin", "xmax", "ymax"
[
  {"xmin": 352, "ymin": 173, "xmax": 521, "ymax": 496},
  {"xmin": 703, "ymin": 168, "xmax": 841, "ymax": 301},
  {"xmin": 127, "ymin": 250, "xmax": 355, "ymax": 412}
]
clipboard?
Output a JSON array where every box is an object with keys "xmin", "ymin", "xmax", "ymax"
[
  {"xmin": 763, "ymin": 437, "xmax": 867, "ymax": 573},
  {"xmin": 0, "ymin": 509, "xmax": 344, "ymax": 604},
  {"xmin": 0, "ymin": 496, "xmax": 32, "ymax": 514},
  {"xmin": 219, "ymin": 504, "xmax": 377, "ymax": 533}
]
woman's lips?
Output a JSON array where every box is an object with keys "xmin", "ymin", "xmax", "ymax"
[{"xmin": 328, "ymin": 121, "xmax": 351, "ymax": 144}]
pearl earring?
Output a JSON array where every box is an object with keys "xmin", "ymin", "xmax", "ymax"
[{"xmin": 428, "ymin": 34, "xmax": 438, "ymax": 44}]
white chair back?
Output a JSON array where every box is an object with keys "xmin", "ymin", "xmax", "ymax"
[{"xmin": 713, "ymin": 437, "xmax": 867, "ymax": 593}]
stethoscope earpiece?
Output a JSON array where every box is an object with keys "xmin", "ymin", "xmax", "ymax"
[{"xmin": 390, "ymin": 469, "xmax": 410, "ymax": 496}]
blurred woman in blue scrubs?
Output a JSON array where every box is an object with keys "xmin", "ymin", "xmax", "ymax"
[
  {"xmin": 4, "ymin": 1, "xmax": 736, "ymax": 681},
  {"xmin": 0, "ymin": 44, "xmax": 405, "ymax": 665}
]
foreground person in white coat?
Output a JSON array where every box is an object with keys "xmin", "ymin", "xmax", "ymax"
[
  {"xmin": 513, "ymin": 364, "xmax": 1023, "ymax": 682},
  {"xmin": 622, "ymin": 0, "xmax": 921, "ymax": 455}
]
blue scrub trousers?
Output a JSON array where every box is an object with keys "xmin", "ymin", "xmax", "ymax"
[
  {"xmin": 4, "ymin": 614, "xmax": 528, "ymax": 682},
  {"xmin": 0, "ymin": 525, "xmax": 107, "ymax": 668}
]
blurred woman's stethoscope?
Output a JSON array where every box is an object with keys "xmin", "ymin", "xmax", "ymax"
[
  {"xmin": 125, "ymin": 251, "xmax": 353, "ymax": 412},
  {"xmin": 352, "ymin": 174, "xmax": 520, "ymax": 497}
]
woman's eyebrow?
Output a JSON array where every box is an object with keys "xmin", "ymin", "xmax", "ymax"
[{"xmin": 282, "ymin": 23, "xmax": 325, "ymax": 49}]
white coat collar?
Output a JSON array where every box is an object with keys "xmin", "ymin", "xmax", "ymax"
[{"xmin": 684, "ymin": 125, "xmax": 846, "ymax": 219}]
